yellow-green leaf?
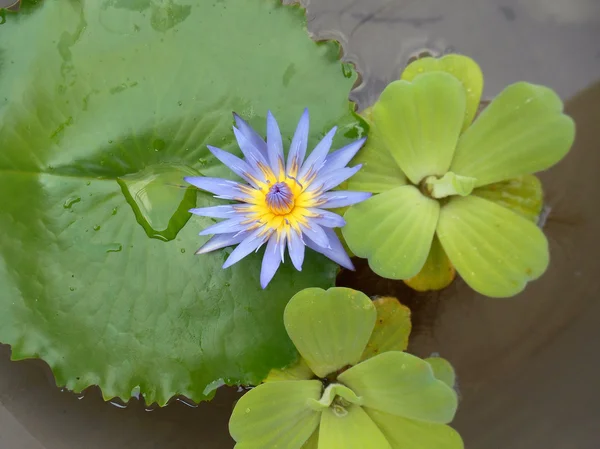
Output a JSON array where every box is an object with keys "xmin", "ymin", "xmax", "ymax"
[
  {"xmin": 437, "ymin": 195, "xmax": 549, "ymax": 298},
  {"xmin": 404, "ymin": 235, "xmax": 456, "ymax": 292},
  {"xmin": 473, "ymin": 174, "xmax": 544, "ymax": 222},
  {"xmin": 343, "ymin": 185, "xmax": 440, "ymax": 280},
  {"xmin": 371, "ymin": 72, "xmax": 466, "ymax": 185},
  {"xmin": 361, "ymin": 297, "xmax": 412, "ymax": 361},
  {"xmin": 402, "ymin": 54, "xmax": 483, "ymax": 132}
]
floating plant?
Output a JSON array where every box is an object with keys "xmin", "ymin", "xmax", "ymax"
[
  {"xmin": 343, "ymin": 54, "xmax": 575, "ymax": 297},
  {"xmin": 230, "ymin": 288, "xmax": 463, "ymax": 449}
]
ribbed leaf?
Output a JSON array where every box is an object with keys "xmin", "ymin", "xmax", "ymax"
[
  {"xmin": 367, "ymin": 408, "xmax": 464, "ymax": 449},
  {"xmin": 318, "ymin": 404, "xmax": 391, "ymax": 449},
  {"xmin": 450, "ymin": 82, "xmax": 575, "ymax": 187},
  {"xmin": 229, "ymin": 380, "xmax": 322, "ymax": 449},
  {"xmin": 371, "ymin": 72, "xmax": 466, "ymax": 185},
  {"xmin": 401, "ymin": 54, "xmax": 483, "ymax": 132},
  {"xmin": 284, "ymin": 288, "xmax": 376, "ymax": 378},
  {"xmin": 338, "ymin": 352, "xmax": 458, "ymax": 424},
  {"xmin": 437, "ymin": 195, "xmax": 549, "ymax": 297},
  {"xmin": 343, "ymin": 186, "xmax": 440, "ymax": 280}
]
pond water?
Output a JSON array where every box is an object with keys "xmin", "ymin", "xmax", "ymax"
[{"xmin": 1, "ymin": 0, "xmax": 599, "ymax": 448}]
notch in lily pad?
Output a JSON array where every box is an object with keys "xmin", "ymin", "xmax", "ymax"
[
  {"xmin": 230, "ymin": 287, "xmax": 463, "ymax": 449},
  {"xmin": 117, "ymin": 163, "xmax": 199, "ymax": 242}
]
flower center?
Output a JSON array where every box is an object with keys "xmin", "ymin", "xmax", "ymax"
[{"xmin": 265, "ymin": 182, "xmax": 295, "ymax": 215}]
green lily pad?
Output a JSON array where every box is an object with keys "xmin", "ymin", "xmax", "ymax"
[{"xmin": 0, "ymin": 0, "xmax": 361, "ymax": 404}]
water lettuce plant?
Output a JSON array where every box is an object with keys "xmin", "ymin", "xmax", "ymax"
[
  {"xmin": 0, "ymin": 0, "xmax": 364, "ymax": 405},
  {"xmin": 230, "ymin": 288, "xmax": 463, "ymax": 449},
  {"xmin": 343, "ymin": 55, "xmax": 575, "ymax": 298},
  {"xmin": 186, "ymin": 109, "xmax": 370, "ymax": 288}
]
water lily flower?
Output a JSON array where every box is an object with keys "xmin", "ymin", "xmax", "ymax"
[
  {"xmin": 343, "ymin": 54, "xmax": 575, "ymax": 297},
  {"xmin": 185, "ymin": 109, "xmax": 371, "ymax": 288},
  {"xmin": 229, "ymin": 287, "xmax": 462, "ymax": 449}
]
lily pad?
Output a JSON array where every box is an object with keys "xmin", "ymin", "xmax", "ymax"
[{"xmin": 0, "ymin": 0, "xmax": 361, "ymax": 404}]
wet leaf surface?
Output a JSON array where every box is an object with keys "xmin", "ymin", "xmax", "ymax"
[{"xmin": 0, "ymin": 0, "xmax": 361, "ymax": 404}]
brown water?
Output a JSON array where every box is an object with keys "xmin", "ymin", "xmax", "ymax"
[{"xmin": 2, "ymin": 0, "xmax": 600, "ymax": 448}]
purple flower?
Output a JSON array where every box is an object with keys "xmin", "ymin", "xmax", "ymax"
[{"xmin": 185, "ymin": 109, "xmax": 371, "ymax": 288}]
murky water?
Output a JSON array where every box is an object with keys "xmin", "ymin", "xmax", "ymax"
[{"xmin": 1, "ymin": 0, "xmax": 599, "ymax": 448}]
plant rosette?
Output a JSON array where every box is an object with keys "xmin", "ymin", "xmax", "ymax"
[
  {"xmin": 343, "ymin": 54, "xmax": 575, "ymax": 298},
  {"xmin": 229, "ymin": 288, "xmax": 463, "ymax": 449}
]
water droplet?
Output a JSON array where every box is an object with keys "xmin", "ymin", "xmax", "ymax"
[
  {"xmin": 106, "ymin": 243, "xmax": 123, "ymax": 253},
  {"xmin": 117, "ymin": 164, "xmax": 198, "ymax": 242},
  {"xmin": 109, "ymin": 400, "xmax": 128, "ymax": 409},
  {"xmin": 180, "ymin": 248, "xmax": 186, "ymax": 253},
  {"xmin": 86, "ymin": 181, "xmax": 91, "ymax": 186},
  {"xmin": 63, "ymin": 196, "xmax": 81, "ymax": 209},
  {"xmin": 245, "ymin": 408, "xmax": 251, "ymax": 414},
  {"xmin": 176, "ymin": 397, "xmax": 198, "ymax": 408},
  {"xmin": 93, "ymin": 225, "xmax": 101, "ymax": 231},
  {"xmin": 111, "ymin": 207, "xmax": 118, "ymax": 215},
  {"xmin": 202, "ymin": 378, "xmax": 225, "ymax": 396},
  {"xmin": 130, "ymin": 385, "xmax": 141, "ymax": 399},
  {"xmin": 178, "ymin": 101, "xmax": 183, "ymax": 106},
  {"xmin": 198, "ymin": 158, "xmax": 207, "ymax": 166},
  {"xmin": 153, "ymin": 138, "xmax": 166, "ymax": 152},
  {"xmin": 69, "ymin": 287, "xmax": 75, "ymax": 291},
  {"xmin": 224, "ymin": 282, "xmax": 231, "ymax": 288},
  {"xmin": 108, "ymin": 140, "xmax": 113, "ymax": 144},
  {"xmin": 341, "ymin": 63, "xmax": 353, "ymax": 79}
]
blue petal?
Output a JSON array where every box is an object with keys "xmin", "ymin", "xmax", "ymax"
[
  {"xmin": 305, "ymin": 228, "xmax": 354, "ymax": 271},
  {"xmin": 300, "ymin": 222, "xmax": 330, "ymax": 249},
  {"xmin": 223, "ymin": 228, "xmax": 270, "ymax": 269},
  {"xmin": 233, "ymin": 126, "xmax": 271, "ymax": 179},
  {"xmin": 206, "ymin": 145, "xmax": 262, "ymax": 188},
  {"xmin": 306, "ymin": 208, "xmax": 346, "ymax": 228},
  {"xmin": 260, "ymin": 233, "xmax": 285, "ymax": 288},
  {"xmin": 184, "ymin": 176, "xmax": 252, "ymax": 201},
  {"xmin": 286, "ymin": 108, "xmax": 310, "ymax": 176},
  {"xmin": 233, "ymin": 113, "xmax": 268, "ymax": 158},
  {"xmin": 266, "ymin": 111, "xmax": 285, "ymax": 178},
  {"xmin": 199, "ymin": 217, "xmax": 249, "ymax": 236},
  {"xmin": 318, "ymin": 191, "xmax": 372, "ymax": 209},
  {"xmin": 321, "ymin": 138, "xmax": 366, "ymax": 173},
  {"xmin": 309, "ymin": 164, "xmax": 363, "ymax": 193},
  {"xmin": 287, "ymin": 228, "xmax": 305, "ymax": 271},
  {"xmin": 195, "ymin": 232, "xmax": 248, "ymax": 255},
  {"xmin": 189, "ymin": 205, "xmax": 239, "ymax": 219},
  {"xmin": 298, "ymin": 126, "xmax": 337, "ymax": 182}
]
